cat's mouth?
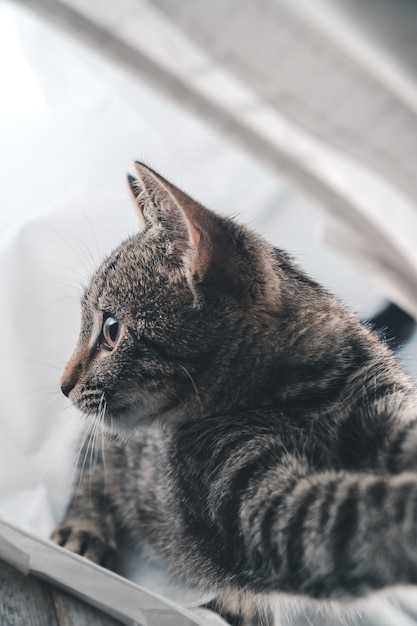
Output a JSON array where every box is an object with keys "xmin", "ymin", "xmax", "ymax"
[{"xmin": 75, "ymin": 386, "xmax": 175, "ymax": 435}]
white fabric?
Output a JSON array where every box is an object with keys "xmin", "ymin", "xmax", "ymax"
[{"xmin": 1, "ymin": 2, "xmax": 417, "ymax": 624}]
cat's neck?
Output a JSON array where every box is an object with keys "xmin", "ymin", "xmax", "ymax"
[{"xmin": 191, "ymin": 297, "xmax": 415, "ymax": 422}]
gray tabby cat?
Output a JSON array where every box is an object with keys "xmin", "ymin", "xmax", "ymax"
[{"xmin": 53, "ymin": 162, "xmax": 417, "ymax": 625}]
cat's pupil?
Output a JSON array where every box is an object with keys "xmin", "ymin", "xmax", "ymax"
[{"xmin": 102, "ymin": 316, "xmax": 120, "ymax": 348}]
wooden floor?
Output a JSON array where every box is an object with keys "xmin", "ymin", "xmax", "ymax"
[{"xmin": 0, "ymin": 559, "xmax": 122, "ymax": 626}]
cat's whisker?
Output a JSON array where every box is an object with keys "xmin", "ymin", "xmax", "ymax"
[
  {"xmin": 61, "ymin": 205, "xmax": 105, "ymax": 277},
  {"xmin": 1, "ymin": 354, "xmax": 63, "ymax": 372},
  {"xmin": 92, "ymin": 393, "xmax": 105, "ymax": 470},
  {"xmin": 40, "ymin": 412, "xmax": 84, "ymax": 483},
  {"xmin": 35, "ymin": 267, "xmax": 85, "ymax": 284},
  {"xmin": 36, "ymin": 396, "xmax": 65, "ymax": 414},
  {"xmin": 100, "ymin": 396, "xmax": 108, "ymax": 498},
  {"xmin": 69, "ymin": 448, "xmax": 90, "ymax": 501},
  {"xmin": 87, "ymin": 411, "xmax": 102, "ymax": 498},
  {"xmin": 86, "ymin": 396, "xmax": 107, "ymax": 495},
  {"xmin": 16, "ymin": 389, "xmax": 60, "ymax": 400},
  {"xmin": 178, "ymin": 364, "xmax": 204, "ymax": 416},
  {"xmin": 70, "ymin": 420, "xmax": 91, "ymax": 493},
  {"xmin": 59, "ymin": 201, "xmax": 100, "ymax": 267},
  {"xmin": 67, "ymin": 197, "xmax": 103, "ymax": 265},
  {"xmin": 76, "ymin": 416, "xmax": 96, "ymax": 500},
  {"xmin": 35, "ymin": 298, "xmax": 81, "ymax": 322},
  {"xmin": 74, "ymin": 417, "xmax": 91, "ymax": 469},
  {"xmin": 60, "ymin": 402, "xmax": 79, "ymax": 412},
  {"xmin": 40, "ymin": 404, "xmax": 78, "ymax": 430},
  {"xmin": 37, "ymin": 260, "xmax": 90, "ymax": 282},
  {"xmin": 38, "ymin": 281, "xmax": 83, "ymax": 296},
  {"xmin": 41, "ymin": 215, "xmax": 94, "ymax": 281}
]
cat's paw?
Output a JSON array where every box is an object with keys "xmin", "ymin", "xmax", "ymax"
[
  {"xmin": 203, "ymin": 599, "xmax": 259, "ymax": 626},
  {"xmin": 51, "ymin": 521, "xmax": 117, "ymax": 568}
]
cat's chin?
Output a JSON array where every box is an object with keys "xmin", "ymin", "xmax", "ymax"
[
  {"xmin": 94, "ymin": 397, "xmax": 172, "ymax": 442},
  {"xmin": 100, "ymin": 421, "xmax": 138, "ymax": 445}
]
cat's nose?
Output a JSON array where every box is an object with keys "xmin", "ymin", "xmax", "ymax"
[
  {"xmin": 61, "ymin": 381, "xmax": 74, "ymax": 398},
  {"xmin": 61, "ymin": 352, "xmax": 83, "ymax": 398}
]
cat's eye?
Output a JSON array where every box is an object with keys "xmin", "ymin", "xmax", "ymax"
[{"xmin": 102, "ymin": 316, "xmax": 120, "ymax": 350}]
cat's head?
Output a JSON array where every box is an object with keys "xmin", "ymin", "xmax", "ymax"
[{"xmin": 60, "ymin": 163, "xmax": 285, "ymax": 437}]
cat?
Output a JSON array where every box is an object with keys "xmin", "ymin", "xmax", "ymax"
[{"xmin": 52, "ymin": 162, "xmax": 417, "ymax": 625}]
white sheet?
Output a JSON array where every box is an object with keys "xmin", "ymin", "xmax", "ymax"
[{"xmin": 2, "ymin": 2, "xmax": 417, "ymax": 625}]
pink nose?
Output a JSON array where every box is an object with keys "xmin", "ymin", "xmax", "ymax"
[{"xmin": 60, "ymin": 350, "xmax": 84, "ymax": 398}]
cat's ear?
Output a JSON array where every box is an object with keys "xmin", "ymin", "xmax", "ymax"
[
  {"xmin": 128, "ymin": 163, "xmax": 280, "ymax": 304},
  {"xmin": 127, "ymin": 162, "xmax": 213, "ymax": 280}
]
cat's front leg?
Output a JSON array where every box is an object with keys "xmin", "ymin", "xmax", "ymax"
[
  {"xmin": 51, "ymin": 447, "xmax": 117, "ymax": 568},
  {"xmin": 238, "ymin": 466, "xmax": 417, "ymax": 598}
]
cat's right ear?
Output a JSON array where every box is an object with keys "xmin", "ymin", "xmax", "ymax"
[{"xmin": 127, "ymin": 173, "xmax": 146, "ymax": 230}]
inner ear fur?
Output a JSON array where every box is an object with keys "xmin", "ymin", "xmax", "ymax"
[
  {"xmin": 127, "ymin": 162, "xmax": 224, "ymax": 281},
  {"xmin": 127, "ymin": 173, "xmax": 146, "ymax": 230}
]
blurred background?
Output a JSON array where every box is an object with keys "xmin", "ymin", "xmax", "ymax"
[
  {"xmin": 2, "ymin": 0, "xmax": 417, "ymax": 624},
  {"xmin": 3, "ymin": 0, "xmax": 417, "ymax": 326}
]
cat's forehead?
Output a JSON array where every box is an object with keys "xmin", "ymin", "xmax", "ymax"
[
  {"xmin": 83, "ymin": 231, "xmax": 186, "ymax": 314},
  {"xmin": 84, "ymin": 237, "xmax": 145, "ymax": 301}
]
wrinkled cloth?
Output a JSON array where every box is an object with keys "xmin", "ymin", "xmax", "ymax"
[{"xmin": 2, "ymin": 2, "xmax": 417, "ymax": 623}]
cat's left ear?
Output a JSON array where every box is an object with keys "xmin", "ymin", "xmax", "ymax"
[{"xmin": 127, "ymin": 163, "xmax": 214, "ymax": 280}]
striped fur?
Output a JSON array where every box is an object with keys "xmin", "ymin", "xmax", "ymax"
[{"xmin": 53, "ymin": 164, "xmax": 417, "ymax": 623}]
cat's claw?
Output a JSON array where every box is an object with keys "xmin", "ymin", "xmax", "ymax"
[{"xmin": 51, "ymin": 523, "xmax": 117, "ymax": 569}]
